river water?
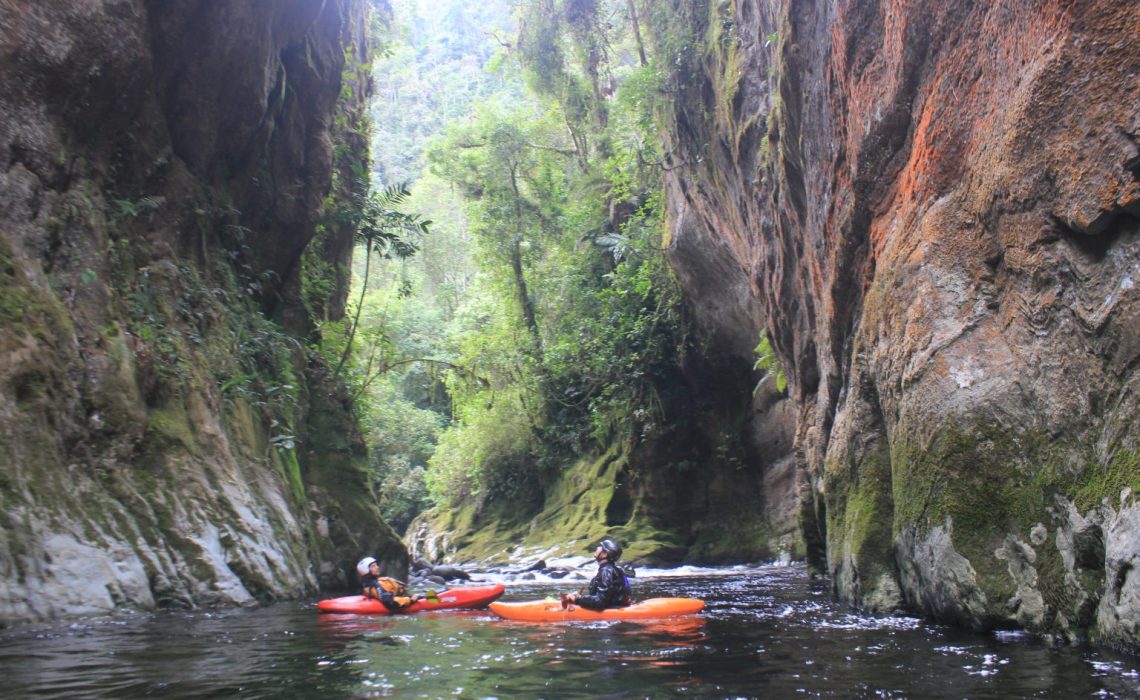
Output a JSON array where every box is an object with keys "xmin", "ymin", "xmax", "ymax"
[{"xmin": 2, "ymin": 564, "xmax": 1138, "ymax": 698}]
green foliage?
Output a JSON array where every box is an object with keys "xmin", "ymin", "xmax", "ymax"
[
  {"xmin": 401, "ymin": 174, "xmax": 476, "ymax": 316},
  {"xmin": 107, "ymin": 244, "xmax": 195, "ymax": 387},
  {"xmin": 325, "ymin": 181, "xmax": 431, "ymax": 378},
  {"xmin": 426, "ymin": 386, "xmax": 539, "ymax": 508},
  {"xmin": 0, "ymin": 237, "xmax": 27, "ymax": 329},
  {"xmin": 362, "ymin": 381, "xmax": 443, "ymax": 532},
  {"xmin": 347, "ymin": 0, "xmax": 697, "ymax": 521},
  {"xmin": 370, "ymin": 0, "xmax": 520, "ymax": 185},
  {"xmin": 640, "ymin": 0, "xmax": 704, "ymax": 90},
  {"xmin": 609, "ymin": 63, "xmax": 668, "ymax": 177},
  {"xmin": 191, "ymin": 255, "xmax": 302, "ymax": 426},
  {"xmin": 411, "ymin": 4, "xmax": 691, "ymax": 508},
  {"xmin": 516, "ymin": 0, "xmax": 599, "ymax": 148},
  {"xmin": 111, "ymin": 195, "xmax": 166, "ymax": 222},
  {"xmin": 753, "ymin": 331, "xmax": 787, "ymax": 394},
  {"xmin": 300, "ymin": 235, "xmax": 341, "ymax": 323},
  {"xmin": 426, "ymin": 101, "xmax": 571, "ymax": 384},
  {"xmin": 329, "ymin": 182, "xmax": 431, "ymax": 261},
  {"xmin": 541, "ymin": 206, "xmax": 686, "ymax": 449},
  {"xmin": 638, "ymin": 0, "xmax": 730, "ymax": 161},
  {"xmin": 376, "ymin": 463, "xmax": 430, "ymax": 534}
]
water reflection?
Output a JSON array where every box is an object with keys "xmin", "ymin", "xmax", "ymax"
[{"xmin": 1, "ymin": 565, "xmax": 1138, "ymax": 698}]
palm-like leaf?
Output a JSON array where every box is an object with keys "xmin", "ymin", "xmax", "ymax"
[{"xmin": 333, "ymin": 181, "xmax": 431, "ymax": 377}]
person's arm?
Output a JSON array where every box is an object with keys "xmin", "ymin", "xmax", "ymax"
[
  {"xmin": 378, "ymin": 587, "xmax": 416, "ymax": 610},
  {"xmin": 362, "ymin": 576, "xmax": 380, "ymax": 599},
  {"xmin": 378, "ymin": 587, "xmax": 402, "ymax": 610}
]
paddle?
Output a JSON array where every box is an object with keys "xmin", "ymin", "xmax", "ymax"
[
  {"xmin": 383, "ymin": 575, "xmax": 441, "ymax": 604},
  {"xmin": 378, "ymin": 577, "xmax": 441, "ymax": 605}
]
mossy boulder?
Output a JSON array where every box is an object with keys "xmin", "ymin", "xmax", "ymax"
[{"xmin": 411, "ymin": 424, "xmax": 800, "ymax": 569}]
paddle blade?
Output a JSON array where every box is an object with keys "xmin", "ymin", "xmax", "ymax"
[{"xmin": 424, "ymin": 590, "xmax": 440, "ymax": 604}]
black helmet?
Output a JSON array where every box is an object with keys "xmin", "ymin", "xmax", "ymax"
[{"xmin": 598, "ymin": 538, "xmax": 623, "ymax": 561}]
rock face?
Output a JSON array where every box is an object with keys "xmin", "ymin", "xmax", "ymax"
[
  {"xmin": 0, "ymin": 0, "xmax": 404, "ymax": 626},
  {"xmin": 409, "ymin": 300, "xmax": 801, "ymax": 570},
  {"xmin": 660, "ymin": 0, "xmax": 1140, "ymax": 647}
]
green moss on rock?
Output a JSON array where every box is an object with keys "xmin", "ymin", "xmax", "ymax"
[
  {"xmin": 146, "ymin": 403, "xmax": 199, "ymax": 455},
  {"xmin": 687, "ymin": 516, "xmax": 778, "ymax": 563},
  {"xmin": 0, "ymin": 238, "xmax": 23, "ymax": 328},
  {"xmin": 0, "ymin": 238, "xmax": 75, "ymax": 346},
  {"xmin": 415, "ymin": 440, "xmax": 754, "ymax": 566},
  {"xmin": 827, "ymin": 439, "xmax": 896, "ymax": 591},
  {"xmin": 890, "ymin": 423, "xmax": 1058, "ymax": 610},
  {"xmin": 1074, "ymin": 449, "xmax": 1140, "ymax": 512},
  {"xmin": 270, "ymin": 446, "xmax": 306, "ymax": 505},
  {"xmin": 885, "ymin": 419, "xmax": 1138, "ymax": 630}
]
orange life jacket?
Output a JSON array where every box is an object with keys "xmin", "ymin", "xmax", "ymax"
[{"xmin": 377, "ymin": 577, "xmax": 405, "ymax": 595}]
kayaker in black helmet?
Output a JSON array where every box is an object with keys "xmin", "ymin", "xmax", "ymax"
[{"xmin": 561, "ymin": 537, "xmax": 632, "ymax": 610}]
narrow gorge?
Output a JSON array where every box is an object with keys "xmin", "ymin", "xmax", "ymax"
[{"xmin": 2, "ymin": 0, "xmax": 1139, "ymax": 655}]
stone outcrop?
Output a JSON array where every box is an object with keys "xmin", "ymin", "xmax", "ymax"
[
  {"xmin": 660, "ymin": 0, "xmax": 1140, "ymax": 647},
  {"xmin": 0, "ymin": 0, "xmax": 404, "ymax": 626},
  {"xmin": 409, "ymin": 392, "xmax": 798, "ymax": 570}
]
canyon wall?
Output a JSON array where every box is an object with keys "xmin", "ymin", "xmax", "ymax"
[
  {"xmin": 0, "ymin": 0, "xmax": 404, "ymax": 626},
  {"xmin": 662, "ymin": 0, "xmax": 1140, "ymax": 647}
]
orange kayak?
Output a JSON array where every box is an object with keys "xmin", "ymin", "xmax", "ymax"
[
  {"xmin": 317, "ymin": 583, "xmax": 506, "ymax": 614},
  {"xmin": 489, "ymin": 597, "xmax": 705, "ymax": 622}
]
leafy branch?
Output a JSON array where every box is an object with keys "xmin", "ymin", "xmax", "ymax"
[
  {"xmin": 327, "ymin": 182, "xmax": 431, "ymax": 379},
  {"xmin": 351, "ymin": 352, "xmax": 488, "ymax": 403},
  {"xmin": 753, "ymin": 331, "xmax": 787, "ymax": 394}
]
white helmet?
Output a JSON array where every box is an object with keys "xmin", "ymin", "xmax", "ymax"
[{"xmin": 356, "ymin": 556, "xmax": 378, "ymax": 576}]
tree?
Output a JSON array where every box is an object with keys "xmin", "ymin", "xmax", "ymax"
[
  {"xmin": 428, "ymin": 104, "xmax": 572, "ymax": 375},
  {"xmin": 360, "ymin": 0, "xmax": 692, "ymax": 511},
  {"xmin": 329, "ymin": 182, "xmax": 431, "ymax": 378}
]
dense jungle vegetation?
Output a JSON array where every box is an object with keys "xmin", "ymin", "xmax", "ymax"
[{"xmin": 320, "ymin": 0, "xmax": 736, "ymax": 534}]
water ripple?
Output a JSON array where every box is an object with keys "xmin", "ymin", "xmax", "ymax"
[{"xmin": 1, "ymin": 565, "xmax": 1138, "ymax": 698}]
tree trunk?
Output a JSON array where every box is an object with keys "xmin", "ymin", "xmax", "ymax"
[
  {"xmin": 627, "ymin": 0, "xmax": 647, "ymax": 67},
  {"xmin": 334, "ymin": 243, "xmax": 371, "ymax": 377}
]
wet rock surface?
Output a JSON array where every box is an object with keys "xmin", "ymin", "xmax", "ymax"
[
  {"xmin": 0, "ymin": 0, "xmax": 404, "ymax": 626},
  {"xmin": 661, "ymin": 0, "xmax": 1140, "ymax": 647}
]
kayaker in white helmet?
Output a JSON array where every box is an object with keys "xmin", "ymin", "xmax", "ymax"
[{"xmin": 356, "ymin": 556, "xmax": 422, "ymax": 611}]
